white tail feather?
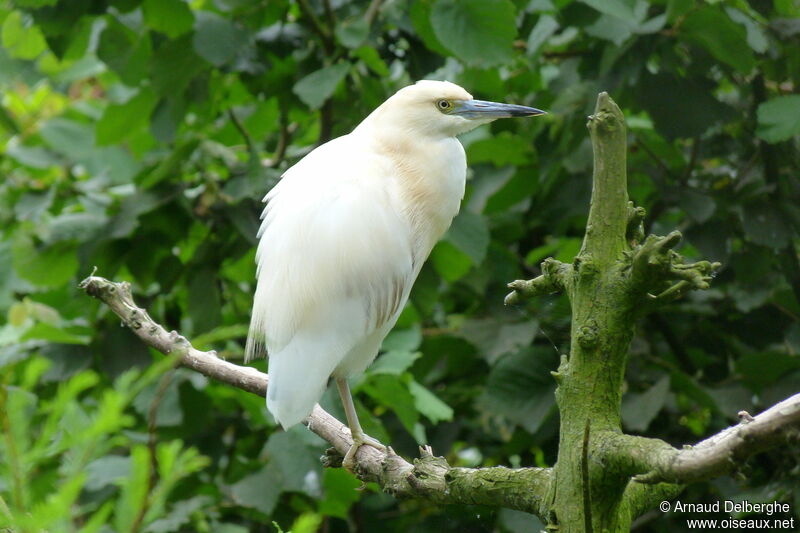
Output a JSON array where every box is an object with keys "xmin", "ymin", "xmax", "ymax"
[{"xmin": 266, "ymin": 335, "xmax": 341, "ymax": 429}]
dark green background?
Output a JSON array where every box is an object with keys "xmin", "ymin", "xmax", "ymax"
[{"xmin": 1, "ymin": 0, "xmax": 798, "ymax": 531}]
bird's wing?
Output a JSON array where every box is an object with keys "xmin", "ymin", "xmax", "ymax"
[{"xmin": 245, "ymin": 136, "xmax": 415, "ymax": 364}]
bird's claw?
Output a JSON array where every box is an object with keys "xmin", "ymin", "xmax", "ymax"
[{"xmin": 342, "ymin": 431, "xmax": 386, "ymax": 472}]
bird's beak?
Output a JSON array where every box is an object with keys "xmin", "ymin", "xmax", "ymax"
[{"xmin": 453, "ymin": 99, "xmax": 546, "ymax": 119}]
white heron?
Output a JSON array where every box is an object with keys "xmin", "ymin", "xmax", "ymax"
[{"xmin": 246, "ymin": 80, "xmax": 544, "ymax": 467}]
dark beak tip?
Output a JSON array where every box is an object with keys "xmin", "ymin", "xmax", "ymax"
[{"xmin": 520, "ymin": 109, "xmax": 546, "ymax": 117}]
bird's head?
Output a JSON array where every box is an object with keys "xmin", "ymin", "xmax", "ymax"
[{"xmin": 370, "ymin": 80, "xmax": 545, "ymax": 138}]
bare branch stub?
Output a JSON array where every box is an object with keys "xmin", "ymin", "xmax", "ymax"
[
  {"xmin": 627, "ymin": 231, "xmax": 721, "ymax": 309},
  {"xmin": 625, "ymin": 202, "xmax": 646, "ymax": 245},
  {"xmin": 505, "ymin": 257, "xmax": 572, "ymax": 305}
]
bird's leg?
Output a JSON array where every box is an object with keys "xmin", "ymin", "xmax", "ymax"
[{"xmin": 335, "ymin": 377, "xmax": 385, "ymax": 471}]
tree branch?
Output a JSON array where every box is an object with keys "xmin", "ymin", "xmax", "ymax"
[
  {"xmin": 505, "ymin": 257, "xmax": 572, "ymax": 305},
  {"xmin": 597, "ymin": 394, "xmax": 800, "ymax": 487},
  {"xmin": 583, "ymin": 91, "xmax": 629, "ymax": 263},
  {"xmin": 628, "ymin": 231, "xmax": 721, "ymax": 308},
  {"xmin": 365, "ymin": 0, "xmax": 383, "ymax": 27},
  {"xmin": 78, "ymin": 274, "xmax": 553, "ymax": 517},
  {"xmin": 624, "ymin": 480, "xmax": 683, "ymax": 521}
]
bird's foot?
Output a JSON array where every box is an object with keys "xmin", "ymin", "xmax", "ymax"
[{"xmin": 342, "ymin": 430, "xmax": 386, "ymax": 472}]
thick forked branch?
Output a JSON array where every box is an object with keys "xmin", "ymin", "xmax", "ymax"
[
  {"xmin": 597, "ymin": 393, "xmax": 800, "ymax": 488},
  {"xmin": 635, "ymin": 396, "xmax": 800, "ymax": 484},
  {"xmin": 78, "ymin": 274, "xmax": 552, "ymax": 516}
]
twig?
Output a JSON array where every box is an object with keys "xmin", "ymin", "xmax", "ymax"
[
  {"xmin": 265, "ymin": 111, "xmax": 291, "ymax": 168},
  {"xmin": 322, "ymin": 0, "xmax": 336, "ymax": 27},
  {"xmin": 228, "ymin": 109, "xmax": 258, "ymax": 161},
  {"xmin": 680, "ymin": 137, "xmax": 700, "ymax": 184},
  {"xmin": 297, "ymin": 0, "xmax": 335, "ymax": 54},
  {"xmin": 634, "ymin": 138, "xmax": 678, "ymax": 182},
  {"xmin": 505, "ymin": 257, "xmax": 571, "ymax": 305},
  {"xmin": 365, "ymin": 0, "xmax": 383, "ymax": 26},
  {"xmin": 130, "ymin": 356, "xmax": 182, "ymax": 533}
]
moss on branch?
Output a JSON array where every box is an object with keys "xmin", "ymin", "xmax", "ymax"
[{"xmin": 505, "ymin": 257, "xmax": 572, "ymax": 304}]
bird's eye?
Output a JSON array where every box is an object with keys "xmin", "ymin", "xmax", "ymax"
[{"xmin": 437, "ymin": 99, "xmax": 452, "ymax": 112}]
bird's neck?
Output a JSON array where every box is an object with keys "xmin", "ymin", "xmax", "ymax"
[{"xmin": 361, "ymin": 124, "xmax": 466, "ymax": 269}]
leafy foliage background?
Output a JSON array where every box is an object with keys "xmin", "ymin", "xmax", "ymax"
[{"xmin": 1, "ymin": 0, "xmax": 798, "ymax": 531}]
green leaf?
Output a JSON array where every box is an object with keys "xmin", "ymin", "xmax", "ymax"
[
  {"xmin": 12, "ymin": 236, "xmax": 79, "ymax": 288},
  {"xmin": 150, "ymin": 34, "xmax": 207, "ymax": 96},
  {"xmin": 621, "ymin": 376, "xmax": 670, "ymax": 432},
  {"xmin": 44, "ymin": 212, "xmax": 108, "ymax": 243},
  {"xmin": 192, "ymin": 11, "xmax": 247, "ymax": 67},
  {"xmin": 737, "ymin": 351, "xmax": 800, "ymax": 391},
  {"xmin": 477, "ymin": 347, "xmax": 557, "ymax": 433},
  {"xmin": 318, "ymin": 469, "xmax": 361, "ymax": 519},
  {"xmin": 5, "ymin": 141, "xmax": 63, "ymax": 169},
  {"xmin": 756, "ymin": 95, "xmax": 800, "ymax": 143},
  {"xmin": 290, "ymin": 513, "xmax": 324, "ymax": 533},
  {"xmin": 578, "ymin": 0, "xmax": 638, "ymax": 25},
  {"xmin": 21, "ymin": 323, "xmax": 90, "ymax": 345},
  {"xmin": 725, "ymin": 7, "xmax": 768, "ymax": 54},
  {"xmin": 293, "ymin": 62, "xmax": 350, "ymax": 110},
  {"xmin": 187, "ymin": 268, "xmax": 222, "ymax": 334},
  {"xmin": 484, "ymin": 170, "xmax": 539, "ymax": 214},
  {"xmin": 85, "ymin": 456, "xmax": 131, "ymax": 491},
  {"xmin": 740, "ymin": 201, "xmax": 792, "ymax": 249},
  {"xmin": 637, "ymin": 73, "xmax": 735, "ymax": 139},
  {"xmin": 678, "ymin": 190, "xmax": 716, "ymax": 223},
  {"xmin": 381, "ymin": 326, "xmax": 422, "ymax": 351},
  {"xmin": 408, "ymin": 379, "xmax": 453, "ymax": 423},
  {"xmin": 460, "ymin": 317, "xmax": 538, "ymax": 364},
  {"xmin": 145, "ymin": 496, "xmax": 210, "ymax": 533},
  {"xmin": 368, "ymin": 350, "xmax": 421, "ymax": 375},
  {"xmin": 361, "ymin": 374, "xmax": 419, "ymax": 436},
  {"xmin": 39, "ymin": 117, "xmax": 93, "ymax": 158},
  {"xmin": 96, "ymin": 88, "xmax": 157, "ymax": 145},
  {"xmin": 353, "ymin": 46, "xmax": 389, "ymax": 76},
  {"xmin": 142, "ymin": 0, "xmax": 195, "ymax": 38},
  {"xmin": 114, "ymin": 446, "xmax": 151, "ymax": 533},
  {"xmin": 680, "ymin": 6, "xmax": 755, "ymax": 73},
  {"xmin": 139, "ymin": 136, "xmax": 201, "ymax": 188},
  {"xmin": 430, "ymin": 0, "xmax": 517, "ymax": 66},
  {"xmin": 97, "ymin": 16, "xmax": 152, "ymax": 86},
  {"xmin": 132, "ymin": 382, "xmax": 184, "ymax": 427},
  {"xmin": 409, "ymin": 0, "xmax": 451, "ymax": 56},
  {"xmin": 586, "ymin": 15, "xmax": 633, "ymax": 46},
  {"xmin": 192, "ymin": 324, "xmax": 249, "ymax": 351},
  {"xmin": 263, "ymin": 427, "xmax": 324, "ymax": 497},
  {"xmin": 445, "ymin": 210, "xmax": 490, "ymax": 265},
  {"xmin": 229, "ymin": 466, "xmax": 281, "ymax": 515},
  {"xmin": 2, "ymin": 11, "xmax": 48, "ymax": 60},
  {"xmin": 430, "ymin": 240, "xmax": 472, "ymax": 282},
  {"xmin": 335, "ymin": 17, "xmax": 369, "ymax": 48},
  {"xmin": 526, "ymin": 14, "xmax": 558, "ymax": 56},
  {"xmin": 13, "ymin": 0, "xmax": 57, "ymax": 6},
  {"xmin": 467, "ymin": 132, "xmax": 533, "ymax": 167}
]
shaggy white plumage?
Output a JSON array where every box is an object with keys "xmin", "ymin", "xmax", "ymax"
[{"xmin": 246, "ymin": 80, "xmax": 543, "ymax": 466}]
